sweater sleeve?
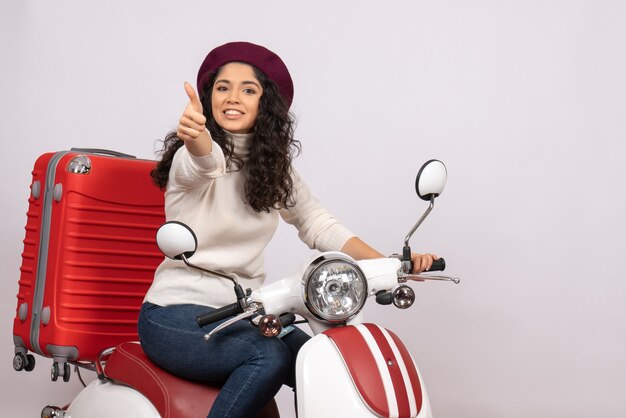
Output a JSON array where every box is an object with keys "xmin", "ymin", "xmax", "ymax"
[
  {"xmin": 279, "ymin": 169, "xmax": 355, "ymax": 252},
  {"xmin": 168, "ymin": 140, "xmax": 226, "ymax": 190}
]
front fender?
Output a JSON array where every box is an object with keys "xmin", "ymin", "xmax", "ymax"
[{"xmin": 296, "ymin": 324, "xmax": 431, "ymax": 418}]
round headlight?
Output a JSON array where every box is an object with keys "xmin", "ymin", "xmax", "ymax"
[{"xmin": 302, "ymin": 254, "xmax": 368, "ymax": 322}]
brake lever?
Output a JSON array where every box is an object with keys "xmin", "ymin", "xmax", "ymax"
[
  {"xmin": 203, "ymin": 303, "xmax": 262, "ymax": 341},
  {"xmin": 400, "ymin": 273, "xmax": 461, "ymax": 284}
]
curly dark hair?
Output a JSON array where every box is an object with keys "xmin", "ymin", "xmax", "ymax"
[{"xmin": 151, "ymin": 65, "xmax": 301, "ymax": 213}]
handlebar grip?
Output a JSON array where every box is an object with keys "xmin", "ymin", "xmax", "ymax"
[
  {"xmin": 197, "ymin": 303, "xmax": 242, "ymax": 327},
  {"xmin": 279, "ymin": 313, "xmax": 296, "ymax": 328},
  {"xmin": 428, "ymin": 258, "xmax": 446, "ymax": 272},
  {"xmin": 376, "ymin": 290, "xmax": 393, "ymax": 305}
]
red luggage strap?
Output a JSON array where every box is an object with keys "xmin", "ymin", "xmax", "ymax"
[{"xmin": 101, "ymin": 342, "xmax": 279, "ymax": 418}]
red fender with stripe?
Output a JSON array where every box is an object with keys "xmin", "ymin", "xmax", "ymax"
[{"xmin": 324, "ymin": 324, "xmax": 423, "ymax": 418}]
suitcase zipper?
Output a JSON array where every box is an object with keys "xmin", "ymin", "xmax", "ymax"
[{"xmin": 30, "ymin": 151, "xmax": 70, "ymax": 356}]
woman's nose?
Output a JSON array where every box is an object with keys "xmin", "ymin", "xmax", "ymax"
[{"xmin": 226, "ymin": 90, "xmax": 240, "ymax": 103}]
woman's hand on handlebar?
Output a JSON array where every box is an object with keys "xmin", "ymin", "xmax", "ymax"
[{"xmin": 411, "ymin": 253, "xmax": 439, "ymax": 273}]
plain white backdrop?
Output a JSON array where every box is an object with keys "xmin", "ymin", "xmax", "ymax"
[{"xmin": 1, "ymin": 1, "xmax": 625, "ymax": 417}]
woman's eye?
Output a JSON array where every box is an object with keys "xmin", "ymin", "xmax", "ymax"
[
  {"xmin": 243, "ymin": 88, "xmax": 256, "ymax": 94},
  {"xmin": 216, "ymin": 86, "xmax": 228, "ymax": 92}
]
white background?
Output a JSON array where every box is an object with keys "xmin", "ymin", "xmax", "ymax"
[{"xmin": 1, "ymin": 1, "xmax": 625, "ymax": 417}]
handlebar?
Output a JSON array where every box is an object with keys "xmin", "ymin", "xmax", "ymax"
[
  {"xmin": 429, "ymin": 258, "xmax": 446, "ymax": 272},
  {"xmin": 399, "ymin": 257, "xmax": 460, "ymax": 284},
  {"xmin": 404, "ymin": 257, "xmax": 446, "ymax": 273},
  {"xmin": 197, "ymin": 303, "xmax": 243, "ymax": 327}
]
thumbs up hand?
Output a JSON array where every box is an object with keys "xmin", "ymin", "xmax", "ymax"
[{"xmin": 177, "ymin": 82, "xmax": 212, "ymax": 156}]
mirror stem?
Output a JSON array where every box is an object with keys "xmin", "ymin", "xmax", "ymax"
[
  {"xmin": 404, "ymin": 196, "xmax": 435, "ymax": 248},
  {"xmin": 180, "ymin": 255, "xmax": 248, "ymax": 308},
  {"xmin": 181, "ymin": 255, "xmax": 240, "ymax": 287}
]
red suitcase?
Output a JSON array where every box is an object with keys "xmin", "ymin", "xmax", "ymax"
[{"xmin": 13, "ymin": 148, "xmax": 165, "ymax": 381}]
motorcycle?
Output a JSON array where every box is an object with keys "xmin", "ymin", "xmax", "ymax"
[{"xmin": 43, "ymin": 159, "xmax": 459, "ymax": 418}]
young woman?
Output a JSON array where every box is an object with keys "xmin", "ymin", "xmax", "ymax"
[{"xmin": 138, "ymin": 41, "xmax": 437, "ymax": 418}]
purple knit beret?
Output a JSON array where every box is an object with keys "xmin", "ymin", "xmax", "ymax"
[{"xmin": 196, "ymin": 41, "xmax": 294, "ymax": 107}]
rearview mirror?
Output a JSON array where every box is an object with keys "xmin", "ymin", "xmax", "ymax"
[
  {"xmin": 156, "ymin": 221, "xmax": 198, "ymax": 260},
  {"xmin": 415, "ymin": 159, "xmax": 447, "ymax": 201}
]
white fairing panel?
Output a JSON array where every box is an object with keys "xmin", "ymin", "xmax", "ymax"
[
  {"xmin": 65, "ymin": 379, "xmax": 160, "ymax": 418},
  {"xmin": 297, "ymin": 335, "xmax": 375, "ymax": 417},
  {"xmin": 296, "ymin": 334, "xmax": 432, "ymax": 418},
  {"xmin": 358, "ymin": 257, "xmax": 403, "ymax": 295}
]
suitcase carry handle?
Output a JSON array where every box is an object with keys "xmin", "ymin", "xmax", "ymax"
[{"xmin": 70, "ymin": 148, "xmax": 136, "ymax": 159}]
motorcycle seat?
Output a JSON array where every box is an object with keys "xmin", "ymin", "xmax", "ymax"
[{"xmin": 104, "ymin": 341, "xmax": 280, "ymax": 418}]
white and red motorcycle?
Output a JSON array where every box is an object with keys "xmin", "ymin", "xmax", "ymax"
[{"xmin": 44, "ymin": 159, "xmax": 459, "ymax": 418}]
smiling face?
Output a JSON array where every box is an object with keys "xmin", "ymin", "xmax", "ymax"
[{"xmin": 211, "ymin": 62, "xmax": 263, "ymax": 134}]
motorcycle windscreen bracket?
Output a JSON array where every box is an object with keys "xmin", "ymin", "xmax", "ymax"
[{"xmin": 324, "ymin": 323, "xmax": 423, "ymax": 418}]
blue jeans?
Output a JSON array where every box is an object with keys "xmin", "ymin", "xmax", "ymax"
[{"xmin": 137, "ymin": 302, "xmax": 310, "ymax": 418}]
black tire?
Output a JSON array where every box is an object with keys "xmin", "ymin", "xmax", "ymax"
[
  {"xmin": 24, "ymin": 354, "xmax": 36, "ymax": 372},
  {"xmin": 51, "ymin": 363, "xmax": 59, "ymax": 382},
  {"xmin": 12, "ymin": 353, "xmax": 26, "ymax": 371},
  {"xmin": 63, "ymin": 363, "xmax": 71, "ymax": 382}
]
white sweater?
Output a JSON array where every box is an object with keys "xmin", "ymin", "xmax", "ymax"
[{"xmin": 144, "ymin": 132, "xmax": 355, "ymax": 308}]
